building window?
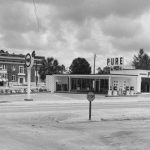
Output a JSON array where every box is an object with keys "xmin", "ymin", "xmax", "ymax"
[
  {"xmin": 12, "ymin": 75, "xmax": 16, "ymax": 81},
  {"xmin": 19, "ymin": 78, "xmax": 24, "ymax": 84},
  {"xmin": 0, "ymin": 65, "xmax": 6, "ymax": 70},
  {"xmin": 2, "ymin": 74, "xmax": 7, "ymax": 79},
  {"xmin": 12, "ymin": 66, "xmax": 16, "ymax": 71},
  {"xmin": 3, "ymin": 65, "xmax": 6, "ymax": 70},
  {"xmin": 19, "ymin": 66, "xmax": 24, "ymax": 73}
]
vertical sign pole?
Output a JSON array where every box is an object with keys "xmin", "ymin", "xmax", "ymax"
[
  {"xmin": 36, "ymin": 60, "xmax": 38, "ymax": 87},
  {"xmin": 93, "ymin": 54, "xmax": 96, "ymax": 74},
  {"xmin": 27, "ymin": 67, "xmax": 31, "ymax": 99},
  {"xmin": 87, "ymin": 92, "xmax": 95, "ymax": 121},
  {"xmin": 24, "ymin": 52, "xmax": 34, "ymax": 101},
  {"xmin": 89, "ymin": 101, "xmax": 92, "ymax": 120}
]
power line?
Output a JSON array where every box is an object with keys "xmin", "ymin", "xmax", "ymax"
[{"xmin": 33, "ymin": 0, "xmax": 40, "ymax": 32}]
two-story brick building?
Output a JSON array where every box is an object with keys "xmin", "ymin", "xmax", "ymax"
[{"xmin": 0, "ymin": 50, "xmax": 45, "ymax": 87}]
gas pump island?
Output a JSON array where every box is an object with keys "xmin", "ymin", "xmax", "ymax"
[{"xmin": 24, "ymin": 51, "xmax": 35, "ymax": 101}]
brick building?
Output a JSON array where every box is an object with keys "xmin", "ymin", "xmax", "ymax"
[{"xmin": 0, "ymin": 50, "xmax": 45, "ymax": 87}]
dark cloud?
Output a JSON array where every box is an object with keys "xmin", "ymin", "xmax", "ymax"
[
  {"xmin": 0, "ymin": 1, "xmax": 46, "ymax": 33},
  {"xmin": 0, "ymin": 0, "xmax": 47, "ymax": 50},
  {"xmin": 101, "ymin": 16, "xmax": 142, "ymax": 38},
  {"xmin": 43, "ymin": 0, "xmax": 150, "ymax": 23},
  {"xmin": 78, "ymin": 39, "xmax": 100, "ymax": 53},
  {"xmin": 76, "ymin": 20, "xmax": 92, "ymax": 41},
  {"xmin": 111, "ymin": 35, "xmax": 150, "ymax": 52},
  {"xmin": 2, "ymin": 31, "xmax": 27, "ymax": 49},
  {"xmin": 7, "ymin": 0, "xmax": 150, "ymax": 23},
  {"xmin": 0, "ymin": 0, "xmax": 150, "ymax": 67}
]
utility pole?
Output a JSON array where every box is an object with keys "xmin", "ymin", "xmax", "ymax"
[
  {"xmin": 93, "ymin": 54, "xmax": 96, "ymax": 74},
  {"xmin": 7, "ymin": 70, "xmax": 9, "ymax": 87},
  {"xmin": 24, "ymin": 51, "xmax": 35, "ymax": 101},
  {"xmin": 35, "ymin": 60, "xmax": 38, "ymax": 87},
  {"xmin": 93, "ymin": 54, "xmax": 96, "ymax": 92}
]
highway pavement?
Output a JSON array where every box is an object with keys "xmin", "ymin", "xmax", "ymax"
[{"xmin": 0, "ymin": 93, "xmax": 150, "ymax": 113}]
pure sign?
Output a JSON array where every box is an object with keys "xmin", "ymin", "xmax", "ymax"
[
  {"xmin": 87, "ymin": 92, "xmax": 95, "ymax": 120},
  {"xmin": 107, "ymin": 57, "xmax": 124, "ymax": 67},
  {"xmin": 25, "ymin": 53, "xmax": 31, "ymax": 67}
]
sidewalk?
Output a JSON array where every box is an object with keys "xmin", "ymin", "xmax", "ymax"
[{"xmin": 0, "ymin": 92, "xmax": 150, "ymax": 105}]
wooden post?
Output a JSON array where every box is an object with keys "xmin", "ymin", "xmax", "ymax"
[
  {"xmin": 27, "ymin": 68, "xmax": 31, "ymax": 99},
  {"xmin": 89, "ymin": 101, "xmax": 92, "ymax": 120}
]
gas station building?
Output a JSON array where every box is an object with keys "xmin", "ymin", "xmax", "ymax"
[{"xmin": 46, "ymin": 69, "xmax": 150, "ymax": 95}]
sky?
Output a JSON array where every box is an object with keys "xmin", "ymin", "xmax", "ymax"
[{"xmin": 1, "ymin": 0, "xmax": 150, "ymax": 71}]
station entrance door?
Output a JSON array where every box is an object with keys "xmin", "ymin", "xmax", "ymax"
[
  {"xmin": 95, "ymin": 79, "xmax": 108, "ymax": 94},
  {"xmin": 141, "ymin": 78, "xmax": 150, "ymax": 92}
]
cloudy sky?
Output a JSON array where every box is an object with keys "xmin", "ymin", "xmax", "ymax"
[{"xmin": 0, "ymin": 0, "xmax": 150, "ymax": 71}]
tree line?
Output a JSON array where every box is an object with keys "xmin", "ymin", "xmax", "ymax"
[
  {"xmin": 39, "ymin": 49, "xmax": 150, "ymax": 80},
  {"xmin": 39, "ymin": 57, "xmax": 91, "ymax": 80}
]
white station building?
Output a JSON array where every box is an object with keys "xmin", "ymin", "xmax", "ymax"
[
  {"xmin": 46, "ymin": 69, "xmax": 150, "ymax": 95},
  {"xmin": 46, "ymin": 57, "xmax": 150, "ymax": 95}
]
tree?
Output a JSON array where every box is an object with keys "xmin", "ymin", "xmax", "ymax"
[
  {"xmin": 97, "ymin": 67, "xmax": 103, "ymax": 74},
  {"xmin": 97, "ymin": 66, "xmax": 110, "ymax": 74},
  {"xmin": 103, "ymin": 66, "xmax": 111, "ymax": 74},
  {"xmin": 39, "ymin": 57, "xmax": 64, "ymax": 81},
  {"xmin": 69, "ymin": 57, "xmax": 91, "ymax": 74},
  {"xmin": 132, "ymin": 49, "xmax": 150, "ymax": 70},
  {"xmin": 60, "ymin": 65, "xmax": 66, "ymax": 74}
]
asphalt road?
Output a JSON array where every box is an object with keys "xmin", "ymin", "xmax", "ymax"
[
  {"xmin": 0, "ymin": 94, "xmax": 150, "ymax": 113},
  {"xmin": 1, "ymin": 93, "xmax": 150, "ymax": 150}
]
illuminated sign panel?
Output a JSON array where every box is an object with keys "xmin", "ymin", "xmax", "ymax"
[{"xmin": 107, "ymin": 57, "xmax": 124, "ymax": 66}]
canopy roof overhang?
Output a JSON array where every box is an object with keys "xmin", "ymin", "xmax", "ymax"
[{"xmin": 52, "ymin": 74, "xmax": 138, "ymax": 79}]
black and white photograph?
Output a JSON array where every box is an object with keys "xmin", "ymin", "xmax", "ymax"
[{"xmin": 1, "ymin": 0, "xmax": 150, "ymax": 149}]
